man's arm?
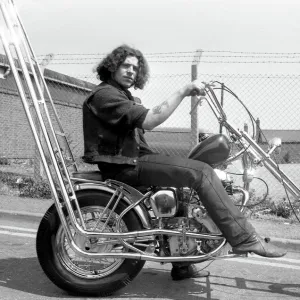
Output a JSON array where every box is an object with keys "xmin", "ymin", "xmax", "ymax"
[
  {"xmin": 142, "ymin": 82, "xmax": 204, "ymax": 130},
  {"xmin": 88, "ymin": 87, "xmax": 148, "ymax": 130}
]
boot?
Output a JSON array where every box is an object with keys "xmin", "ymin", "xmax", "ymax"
[
  {"xmin": 171, "ymin": 264, "xmax": 210, "ymax": 281},
  {"xmin": 232, "ymin": 234, "xmax": 287, "ymax": 257}
]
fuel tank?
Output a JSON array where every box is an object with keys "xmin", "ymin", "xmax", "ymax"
[{"xmin": 188, "ymin": 134, "xmax": 231, "ymax": 166}]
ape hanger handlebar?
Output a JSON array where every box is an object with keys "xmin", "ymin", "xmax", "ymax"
[{"xmin": 194, "ymin": 81, "xmax": 300, "ymax": 202}]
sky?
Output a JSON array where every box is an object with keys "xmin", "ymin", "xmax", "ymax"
[
  {"xmin": 3, "ymin": 0, "xmax": 300, "ymax": 130},
  {"xmin": 13, "ymin": 0, "xmax": 300, "ymax": 77}
]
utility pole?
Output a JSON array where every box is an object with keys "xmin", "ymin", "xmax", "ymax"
[
  {"xmin": 219, "ymin": 83, "xmax": 224, "ymax": 133},
  {"xmin": 33, "ymin": 53, "xmax": 54, "ymax": 181},
  {"xmin": 190, "ymin": 49, "xmax": 203, "ymax": 149}
]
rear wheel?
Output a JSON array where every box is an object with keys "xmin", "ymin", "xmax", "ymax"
[{"xmin": 36, "ymin": 190, "xmax": 146, "ymax": 296}]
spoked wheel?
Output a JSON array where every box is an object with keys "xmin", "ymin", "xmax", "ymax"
[
  {"xmin": 55, "ymin": 204, "xmax": 128, "ymax": 279},
  {"xmin": 36, "ymin": 190, "xmax": 146, "ymax": 296}
]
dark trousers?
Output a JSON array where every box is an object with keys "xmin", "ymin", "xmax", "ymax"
[{"xmin": 101, "ymin": 154, "xmax": 256, "ymax": 247}]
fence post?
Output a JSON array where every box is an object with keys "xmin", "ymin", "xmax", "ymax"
[
  {"xmin": 255, "ymin": 118, "xmax": 261, "ymax": 142},
  {"xmin": 190, "ymin": 49, "xmax": 203, "ymax": 149},
  {"xmin": 34, "ymin": 53, "xmax": 54, "ymax": 181},
  {"xmin": 219, "ymin": 83, "xmax": 224, "ymax": 133}
]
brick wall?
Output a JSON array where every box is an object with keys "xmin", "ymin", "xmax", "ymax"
[
  {"xmin": 0, "ymin": 61, "xmax": 95, "ymax": 160},
  {"xmin": 0, "ymin": 90, "xmax": 34, "ymax": 158},
  {"xmin": 1, "ymin": 54, "xmax": 299, "ymax": 164}
]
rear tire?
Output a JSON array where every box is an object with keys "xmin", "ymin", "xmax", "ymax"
[{"xmin": 36, "ymin": 190, "xmax": 146, "ymax": 296}]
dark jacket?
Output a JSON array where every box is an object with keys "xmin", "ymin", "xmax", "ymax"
[{"xmin": 82, "ymin": 81, "xmax": 150, "ymax": 165}]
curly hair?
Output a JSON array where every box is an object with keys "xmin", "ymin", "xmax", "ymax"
[{"xmin": 95, "ymin": 45, "xmax": 150, "ymax": 90}]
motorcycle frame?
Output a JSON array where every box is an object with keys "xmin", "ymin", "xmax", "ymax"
[
  {"xmin": 204, "ymin": 83, "xmax": 300, "ymax": 201},
  {"xmin": 0, "ymin": 0, "xmax": 227, "ymax": 264},
  {"xmin": 1, "ymin": 0, "xmax": 299, "ymax": 263}
]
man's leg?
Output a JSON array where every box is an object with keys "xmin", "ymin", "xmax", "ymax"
[
  {"xmin": 171, "ymin": 263, "xmax": 210, "ymax": 280},
  {"xmin": 133, "ymin": 154, "xmax": 255, "ymax": 246},
  {"xmin": 114, "ymin": 154, "xmax": 286, "ymax": 279}
]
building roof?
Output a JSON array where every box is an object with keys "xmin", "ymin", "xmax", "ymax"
[
  {"xmin": 0, "ymin": 54, "xmax": 96, "ymax": 107},
  {"xmin": 258, "ymin": 129, "xmax": 300, "ymax": 143}
]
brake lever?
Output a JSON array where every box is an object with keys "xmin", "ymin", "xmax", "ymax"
[{"xmin": 189, "ymin": 96, "xmax": 206, "ymax": 114}]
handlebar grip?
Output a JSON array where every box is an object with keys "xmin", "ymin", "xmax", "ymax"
[
  {"xmin": 191, "ymin": 89, "xmax": 206, "ymax": 97},
  {"xmin": 199, "ymin": 89, "xmax": 206, "ymax": 96}
]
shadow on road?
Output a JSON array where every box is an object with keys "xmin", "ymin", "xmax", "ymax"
[
  {"xmin": 212, "ymin": 274, "xmax": 300, "ymax": 299},
  {"xmin": 117, "ymin": 265, "xmax": 300, "ymax": 299},
  {"xmin": 0, "ymin": 257, "xmax": 69, "ymax": 298},
  {"xmin": 0, "ymin": 257, "xmax": 299, "ymax": 299}
]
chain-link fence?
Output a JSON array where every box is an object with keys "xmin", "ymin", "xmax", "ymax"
[
  {"xmin": 74, "ymin": 72, "xmax": 300, "ymax": 159},
  {"xmin": 1, "ymin": 59, "xmax": 300, "ymax": 201},
  {"xmin": 72, "ymin": 72, "xmax": 300, "ymax": 202}
]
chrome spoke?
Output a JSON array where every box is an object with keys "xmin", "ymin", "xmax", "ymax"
[{"xmin": 55, "ymin": 205, "xmax": 128, "ymax": 279}]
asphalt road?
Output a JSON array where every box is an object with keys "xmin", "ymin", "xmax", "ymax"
[{"xmin": 1, "ymin": 214, "xmax": 300, "ymax": 300}]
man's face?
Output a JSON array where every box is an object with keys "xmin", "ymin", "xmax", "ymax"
[{"xmin": 113, "ymin": 55, "xmax": 139, "ymax": 89}]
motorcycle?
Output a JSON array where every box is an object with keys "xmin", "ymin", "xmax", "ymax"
[
  {"xmin": 1, "ymin": 0, "xmax": 300, "ymax": 297},
  {"xmin": 35, "ymin": 85, "xmax": 300, "ymax": 297}
]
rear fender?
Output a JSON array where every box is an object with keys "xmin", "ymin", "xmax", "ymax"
[{"xmin": 73, "ymin": 180, "xmax": 151, "ymax": 229}]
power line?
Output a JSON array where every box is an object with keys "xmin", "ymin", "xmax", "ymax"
[
  {"xmin": 148, "ymin": 55, "xmax": 300, "ymax": 58},
  {"xmin": 42, "ymin": 54, "xmax": 300, "ymax": 61},
  {"xmin": 37, "ymin": 50, "xmax": 300, "ymax": 57},
  {"xmin": 49, "ymin": 60, "xmax": 300, "ymax": 65},
  {"xmin": 36, "ymin": 50, "xmax": 300, "ymax": 65},
  {"xmin": 146, "ymin": 50, "xmax": 300, "ymax": 55},
  {"xmin": 147, "ymin": 60, "xmax": 300, "ymax": 63},
  {"xmin": 36, "ymin": 53, "xmax": 107, "ymax": 57}
]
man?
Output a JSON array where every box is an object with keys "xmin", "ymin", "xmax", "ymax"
[{"xmin": 83, "ymin": 45, "xmax": 286, "ymax": 281}]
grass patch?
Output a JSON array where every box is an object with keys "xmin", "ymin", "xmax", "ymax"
[
  {"xmin": 241, "ymin": 188, "xmax": 300, "ymax": 221},
  {"xmin": 0, "ymin": 171, "xmax": 51, "ymax": 199},
  {"xmin": 0, "ymin": 157, "xmax": 9, "ymax": 165},
  {"xmin": 0, "ymin": 166, "xmax": 299, "ymax": 222}
]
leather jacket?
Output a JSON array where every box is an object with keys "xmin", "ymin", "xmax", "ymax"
[{"xmin": 82, "ymin": 81, "xmax": 149, "ymax": 165}]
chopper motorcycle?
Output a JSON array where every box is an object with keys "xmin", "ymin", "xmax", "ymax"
[{"xmin": 1, "ymin": 0, "xmax": 300, "ymax": 296}]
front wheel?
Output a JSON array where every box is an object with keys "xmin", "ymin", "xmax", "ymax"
[{"xmin": 36, "ymin": 190, "xmax": 146, "ymax": 296}]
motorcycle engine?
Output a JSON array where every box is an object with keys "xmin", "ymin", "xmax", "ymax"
[
  {"xmin": 150, "ymin": 179, "xmax": 231, "ymax": 257},
  {"xmin": 151, "ymin": 192, "xmax": 224, "ymax": 257},
  {"xmin": 166, "ymin": 212, "xmax": 223, "ymax": 256},
  {"xmin": 149, "ymin": 188, "xmax": 178, "ymax": 218}
]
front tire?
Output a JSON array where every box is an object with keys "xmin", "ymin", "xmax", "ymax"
[{"xmin": 36, "ymin": 190, "xmax": 146, "ymax": 296}]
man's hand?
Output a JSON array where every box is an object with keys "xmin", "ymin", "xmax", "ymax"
[
  {"xmin": 142, "ymin": 80, "xmax": 206, "ymax": 130},
  {"xmin": 181, "ymin": 81, "xmax": 206, "ymax": 98}
]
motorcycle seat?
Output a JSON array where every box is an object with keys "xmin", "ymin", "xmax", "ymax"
[
  {"xmin": 72, "ymin": 171, "xmax": 103, "ymax": 181},
  {"xmin": 71, "ymin": 171, "xmax": 149, "ymax": 193}
]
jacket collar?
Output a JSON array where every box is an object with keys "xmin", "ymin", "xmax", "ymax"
[{"xmin": 104, "ymin": 79, "xmax": 134, "ymax": 100}]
